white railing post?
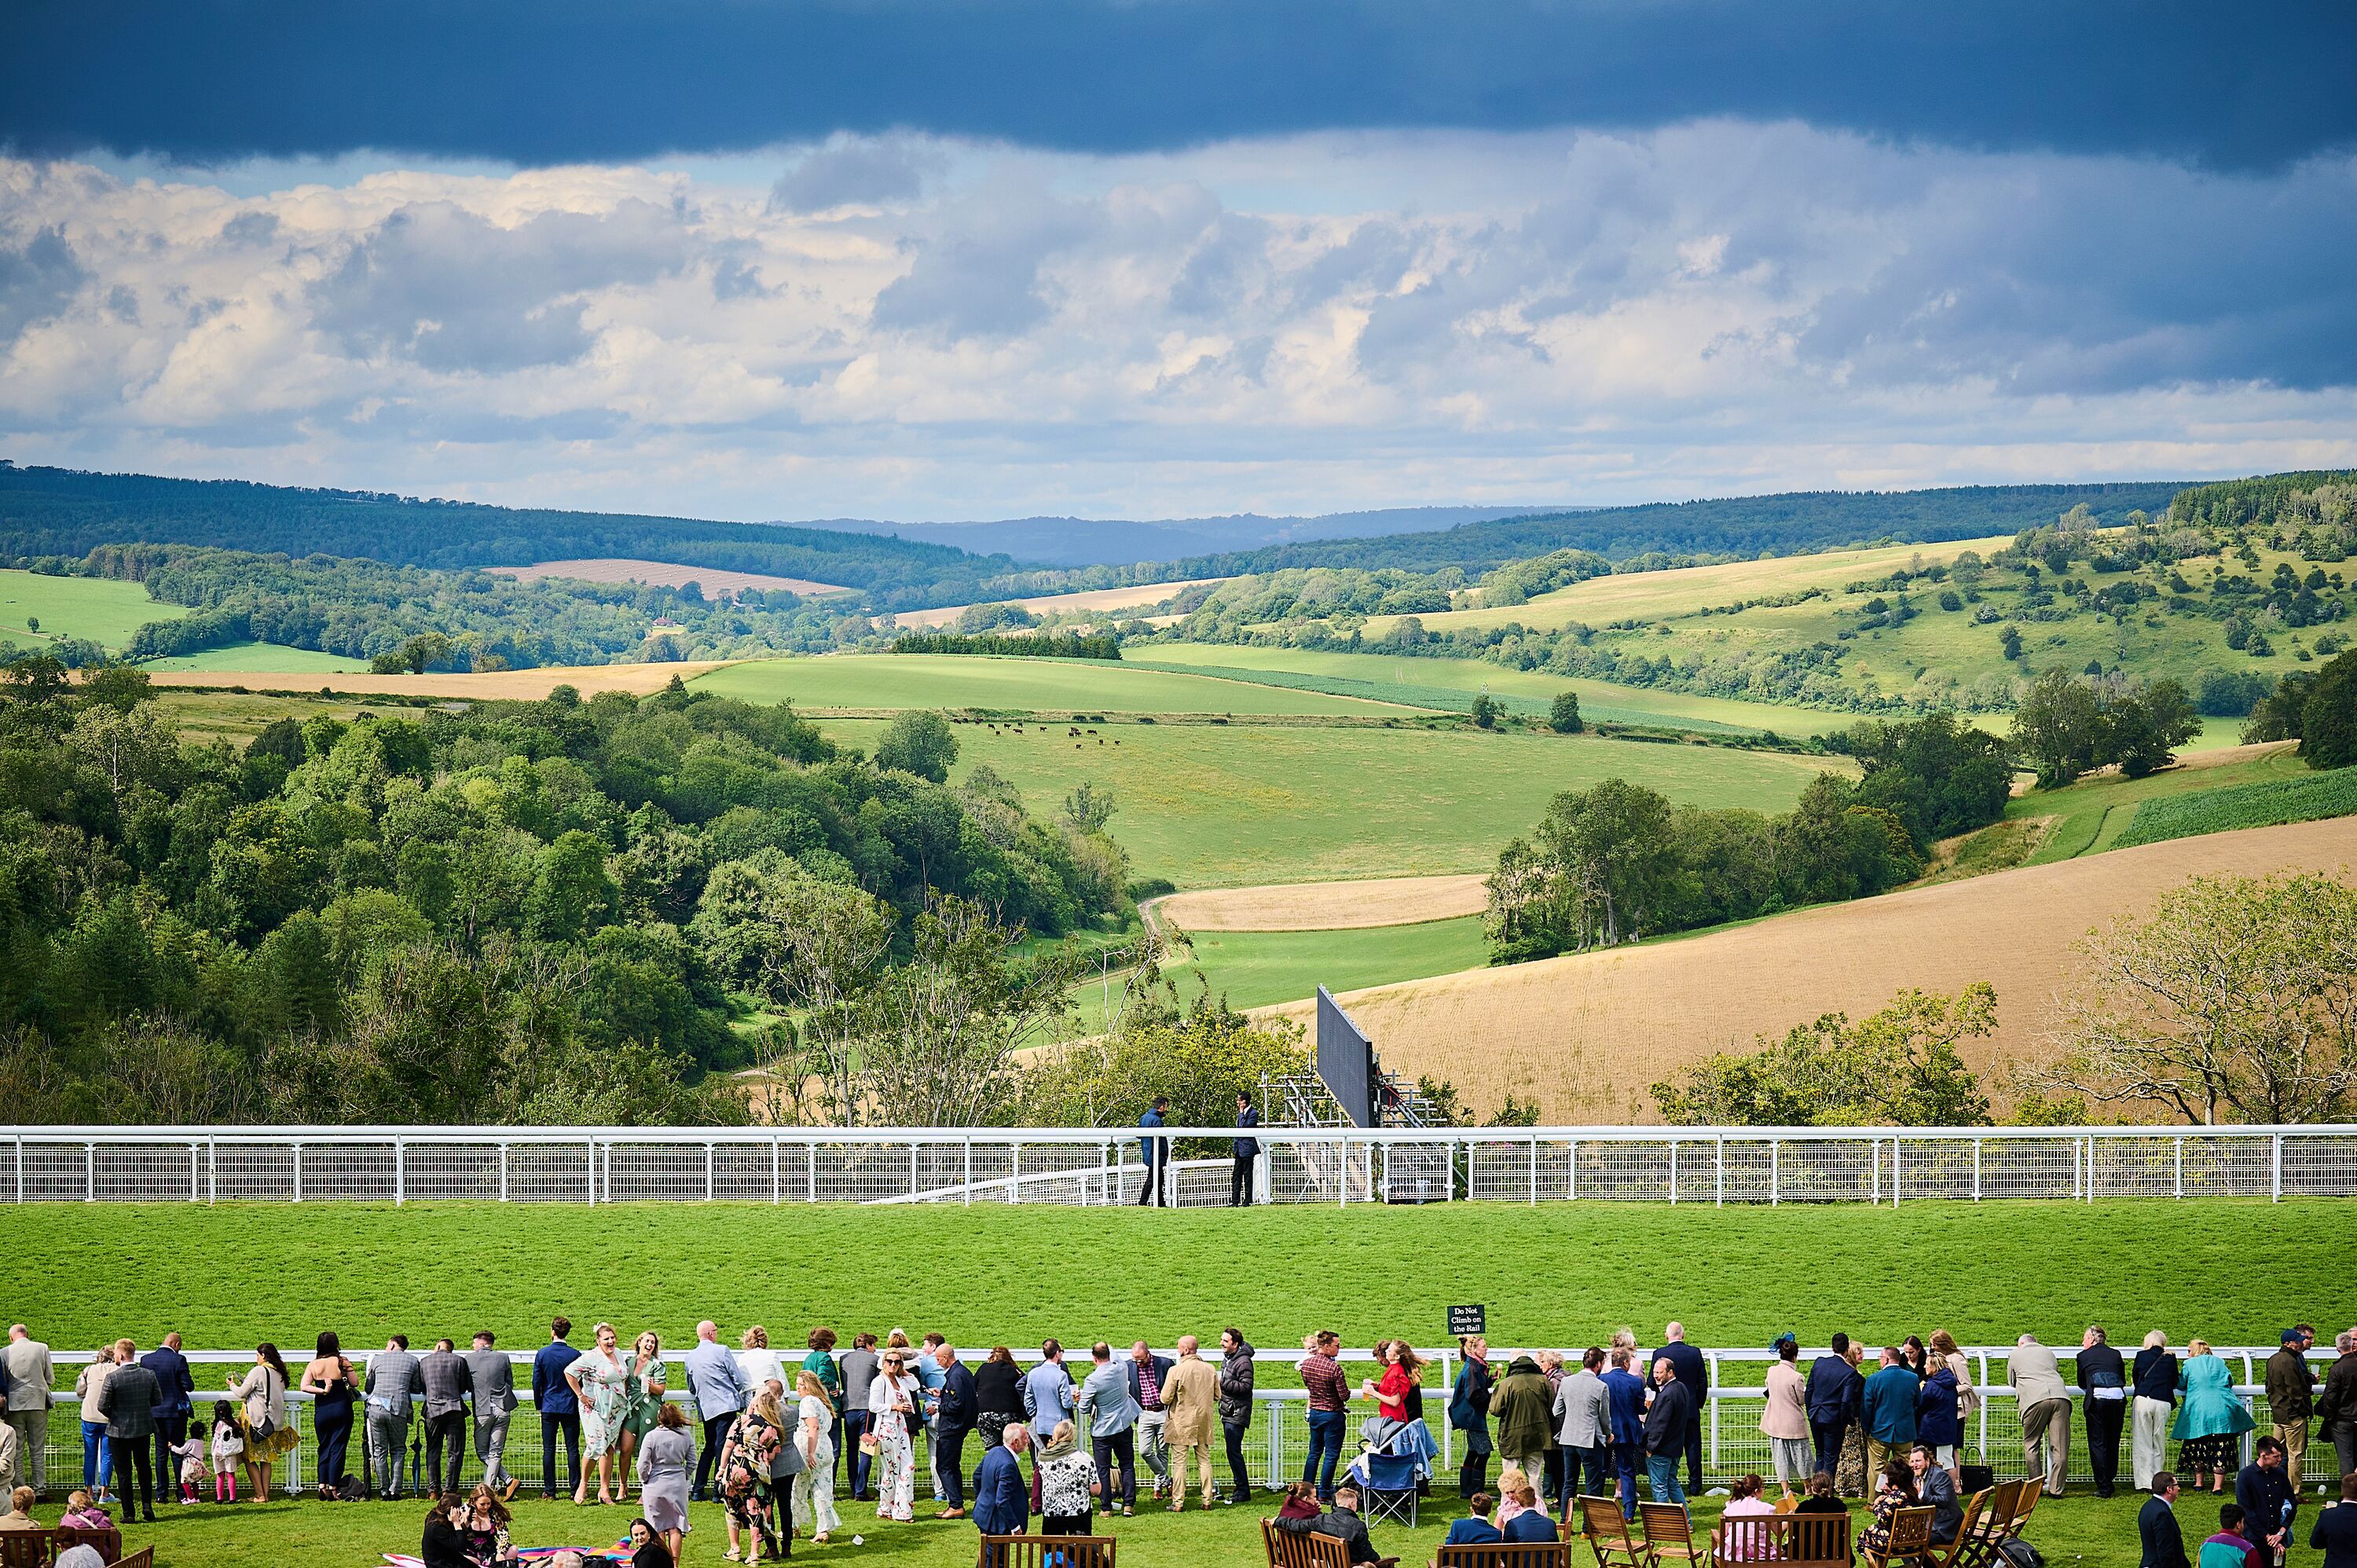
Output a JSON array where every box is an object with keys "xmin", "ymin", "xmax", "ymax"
[
  {"xmin": 772, "ymin": 1138, "xmax": 781, "ymax": 1204},
  {"xmin": 1769, "ymin": 1139, "xmax": 1778, "ymax": 1207},
  {"xmin": 500, "ymin": 1142, "xmax": 509, "ymax": 1203},
  {"xmin": 807, "ymin": 1142, "xmax": 817, "ymax": 1203},
  {"xmin": 292, "ymin": 1142, "xmax": 302, "ymax": 1203},
  {"xmin": 1891, "ymin": 1138, "xmax": 1901, "ymax": 1207},
  {"xmin": 1528, "ymin": 1137, "xmax": 1538, "ymax": 1205},
  {"xmin": 1972, "ymin": 1138, "xmax": 1981, "ymax": 1201},
  {"xmin": 189, "ymin": 1142, "xmax": 200, "ymax": 1203},
  {"xmin": 1669, "ymin": 1139, "xmax": 1679, "ymax": 1205},
  {"xmin": 1871, "ymin": 1138, "xmax": 1880, "ymax": 1204},
  {"xmin": 705, "ymin": 1143, "xmax": 715, "ymax": 1203},
  {"xmin": 2272, "ymin": 1134, "xmax": 2282, "ymax": 1202},
  {"xmin": 910, "ymin": 1141, "xmax": 919, "ymax": 1203},
  {"xmin": 964, "ymin": 1139, "xmax": 973, "ymax": 1207},
  {"xmin": 85, "ymin": 1141, "xmax": 94, "ymax": 1203},
  {"xmin": 1567, "ymin": 1138, "xmax": 1578, "ymax": 1201},
  {"xmin": 585, "ymin": 1139, "xmax": 596, "ymax": 1206},
  {"xmin": 1715, "ymin": 1136, "xmax": 1725, "ymax": 1207},
  {"xmin": 391, "ymin": 1138, "xmax": 401, "ymax": 1206},
  {"xmin": 2174, "ymin": 1134, "xmax": 2183, "ymax": 1199}
]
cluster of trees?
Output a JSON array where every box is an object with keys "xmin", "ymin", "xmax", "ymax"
[
  {"xmin": 2243, "ymin": 649, "xmax": 2357, "ymax": 768},
  {"xmin": 68, "ymin": 543, "xmax": 856, "ymax": 671},
  {"xmin": 0, "ymin": 658, "xmax": 1130, "ymax": 1125},
  {"xmin": 1485, "ymin": 714, "xmax": 2007, "ymax": 962},
  {"xmin": 1651, "ymin": 984, "xmax": 1997, "ymax": 1127},
  {"xmin": 889, "ymin": 631, "xmax": 1123, "ymax": 659},
  {"xmin": 2033, "ymin": 870, "xmax": 2357, "ymax": 1124},
  {"xmin": 0, "ymin": 461, "xmax": 1022, "ymax": 610},
  {"xmin": 2011, "ymin": 669, "xmax": 2201, "ymax": 786}
]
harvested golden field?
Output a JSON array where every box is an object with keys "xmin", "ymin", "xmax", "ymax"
[
  {"xmin": 1257, "ymin": 815, "xmax": 2357, "ymax": 1123},
  {"xmin": 1160, "ymin": 873, "xmax": 1488, "ymax": 931},
  {"xmin": 145, "ymin": 661, "xmax": 731, "ymax": 698},
  {"xmin": 486, "ymin": 558, "xmax": 849, "ymax": 595},
  {"xmin": 891, "ymin": 577, "xmax": 1226, "ymax": 628},
  {"xmin": 1365, "ymin": 533, "xmax": 2016, "ymax": 636}
]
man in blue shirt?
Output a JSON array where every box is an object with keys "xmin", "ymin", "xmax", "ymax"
[
  {"xmin": 531, "ymin": 1317, "xmax": 582, "ymax": 1502},
  {"xmin": 1136, "ymin": 1097, "xmax": 1170, "ymax": 1207},
  {"xmin": 681, "ymin": 1320, "xmax": 747, "ymax": 1503},
  {"xmin": 973, "ymin": 1424, "xmax": 1032, "ymax": 1553}
]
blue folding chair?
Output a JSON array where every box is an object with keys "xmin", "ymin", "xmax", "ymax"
[{"xmin": 1350, "ymin": 1448, "xmax": 1422, "ymax": 1527}]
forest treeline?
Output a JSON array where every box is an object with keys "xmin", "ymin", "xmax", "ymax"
[
  {"xmin": 0, "ymin": 462, "xmax": 1025, "ymax": 610},
  {"xmin": 0, "ymin": 659, "xmax": 1131, "ymax": 1124},
  {"xmin": 1157, "ymin": 482, "xmax": 2187, "ymax": 580},
  {"xmin": 1485, "ymin": 713, "xmax": 2015, "ymax": 962}
]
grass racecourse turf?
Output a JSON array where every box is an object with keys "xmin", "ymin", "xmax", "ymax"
[
  {"xmin": 815, "ymin": 718, "xmax": 1846, "ymax": 888},
  {"xmin": 5, "ymin": 1199, "xmax": 2341, "ymax": 1566}
]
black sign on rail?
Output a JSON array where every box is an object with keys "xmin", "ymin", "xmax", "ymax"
[{"xmin": 1447, "ymin": 1304, "xmax": 1486, "ymax": 1337}]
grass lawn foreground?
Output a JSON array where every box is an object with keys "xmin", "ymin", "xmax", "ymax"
[{"xmin": 2, "ymin": 1199, "xmax": 2331, "ymax": 1566}]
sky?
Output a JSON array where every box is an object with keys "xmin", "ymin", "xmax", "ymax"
[{"xmin": 2, "ymin": 1, "xmax": 2354, "ymax": 523}]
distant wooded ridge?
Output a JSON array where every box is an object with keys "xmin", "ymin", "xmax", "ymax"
[{"xmin": 0, "ymin": 461, "xmax": 2202, "ymax": 609}]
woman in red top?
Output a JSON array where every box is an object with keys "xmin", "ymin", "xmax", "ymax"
[{"xmin": 1359, "ymin": 1340, "xmax": 1439, "ymax": 1476}]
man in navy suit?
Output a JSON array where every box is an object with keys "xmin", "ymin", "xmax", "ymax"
[
  {"xmin": 1601, "ymin": 1347, "xmax": 1648, "ymax": 1517},
  {"xmin": 973, "ymin": 1424, "xmax": 1031, "ymax": 1559},
  {"xmin": 1230, "ymin": 1092, "xmax": 1261, "ymax": 1206},
  {"xmin": 141, "ymin": 1332, "xmax": 196, "ymax": 1502},
  {"xmin": 531, "ymin": 1317, "xmax": 581, "ymax": 1501},
  {"xmin": 1807, "ymin": 1333, "xmax": 1863, "ymax": 1486},
  {"xmin": 1136, "ymin": 1097, "xmax": 1170, "ymax": 1207},
  {"xmin": 1652, "ymin": 1323, "xmax": 1708, "ymax": 1493},
  {"xmin": 931, "ymin": 1342, "xmax": 979, "ymax": 1519},
  {"xmin": 2141, "ymin": 1471, "xmax": 2190, "ymax": 1568}
]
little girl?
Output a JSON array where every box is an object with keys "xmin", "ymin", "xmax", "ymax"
[
  {"xmin": 59, "ymin": 1488, "xmax": 112, "ymax": 1530},
  {"xmin": 167, "ymin": 1428, "xmax": 209, "ymax": 1504},
  {"xmin": 210, "ymin": 1398, "xmax": 245, "ymax": 1502}
]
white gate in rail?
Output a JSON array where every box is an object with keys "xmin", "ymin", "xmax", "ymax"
[{"xmin": 5, "ymin": 1124, "xmax": 2356, "ymax": 1205}]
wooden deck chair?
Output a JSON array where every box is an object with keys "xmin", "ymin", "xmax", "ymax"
[
  {"xmin": 2005, "ymin": 1481, "xmax": 2041, "ymax": 1536},
  {"xmin": 1977, "ymin": 1479, "xmax": 2022, "ymax": 1541},
  {"xmin": 1638, "ymin": 1501, "xmax": 1707, "ymax": 1568},
  {"xmin": 1860, "ymin": 1504, "xmax": 1937, "ymax": 1568},
  {"xmin": 1919, "ymin": 1488, "xmax": 1991, "ymax": 1568},
  {"xmin": 1263, "ymin": 1519, "xmax": 1355, "ymax": 1568},
  {"xmin": 1437, "ymin": 1544, "xmax": 1574, "ymax": 1568},
  {"xmin": 112, "ymin": 1552, "xmax": 159, "ymax": 1568},
  {"xmin": 1578, "ymin": 1493, "xmax": 1649, "ymax": 1568},
  {"xmin": 0, "ymin": 1534, "xmax": 45, "ymax": 1568}
]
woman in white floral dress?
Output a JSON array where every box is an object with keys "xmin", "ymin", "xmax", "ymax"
[
  {"xmin": 565, "ymin": 1323, "xmax": 633, "ymax": 1506},
  {"xmin": 865, "ymin": 1348, "xmax": 920, "ymax": 1522}
]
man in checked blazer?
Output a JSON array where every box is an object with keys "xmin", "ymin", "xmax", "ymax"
[{"xmin": 418, "ymin": 1339, "xmax": 475, "ymax": 1500}]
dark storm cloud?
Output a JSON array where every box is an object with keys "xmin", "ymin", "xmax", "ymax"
[
  {"xmin": 0, "ymin": 225, "xmax": 86, "ymax": 343},
  {"xmin": 5, "ymin": 0, "xmax": 2352, "ymax": 172}
]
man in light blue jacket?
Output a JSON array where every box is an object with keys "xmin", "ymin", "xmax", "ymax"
[
  {"xmin": 1024, "ymin": 1340, "xmax": 1077, "ymax": 1442},
  {"xmin": 684, "ymin": 1321, "xmax": 747, "ymax": 1502}
]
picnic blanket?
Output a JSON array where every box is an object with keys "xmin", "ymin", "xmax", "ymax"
[{"xmin": 380, "ymin": 1546, "xmax": 632, "ymax": 1566}]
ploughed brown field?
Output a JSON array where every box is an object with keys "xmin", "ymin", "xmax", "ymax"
[
  {"xmin": 142, "ymin": 661, "xmax": 732, "ymax": 698},
  {"xmin": 486, "ymin": 557, "xmax": 851, "ymax": 595},
  {"xmin": 889, "ymin": 577, "xmax": 1226, "ymax": 628},
  {"xmin": 1255, "ymin": 815, "xmax": 2357, "ymax": 1123},
  {"xmin": 1160, "ymin": 872, "xmax": 1488, "ymax": 931}
]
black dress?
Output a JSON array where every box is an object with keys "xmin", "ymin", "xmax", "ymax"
[{"xmin": 420, "ymin": 1515, "xmax": 471, "ymax": 1568}]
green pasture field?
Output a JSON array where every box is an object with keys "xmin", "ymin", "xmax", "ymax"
[
  {"xmin": 153, "ymin": 689, "xmax": 419, "ymax": 745},
  {"xmin": 5, "ymin": 1199, "xmax": 2328, "ymax": 1566},
  {"xmin": 0, "ymin": 566, "xmax": 182, "ymax": 652},
  {"xmin": 1369, "ymin": 536, "xmax": 2021, "ymax": 636},
  {"xmin": 1138, "ymin": 643, "xmax": 1854, "ymax": 736},
  {"xmin": 2113, "ymin": 763, "xmax": 2357, "ymax": 849},
  {"xmin": 817, "ymin": 718, "xmax": 1848, "ymax": 888},
  {"xmin": 2003, "ymin": 748, "xmax": 2311, "ymax": 866},
  {"xmin": 1065, "ymin": 914, "xmax": 1488, "ymax": 1031},
  {"xmin": 136, "ymin": 638, "xmax": 371, "ymax": 672},
  {"xmin": 690, "ymin": 654, "xmax": 1414, "ymax": 716}
]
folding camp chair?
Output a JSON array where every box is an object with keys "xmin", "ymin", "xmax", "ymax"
[
  {"xmin": 1922, "ymin": 1489, "xmax": 1993, "ymax": 1568},
  {"xmin": 1350, "ymin": 1449, "xmax": 1422, "ymax": 1528}
]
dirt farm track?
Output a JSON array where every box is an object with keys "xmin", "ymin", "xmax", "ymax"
[{"xmin": 1257, "ymin": 815, "xmax": 2357, "ymax": 1123}]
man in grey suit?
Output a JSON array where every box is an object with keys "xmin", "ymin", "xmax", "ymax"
[
  {"xmin": 3, "ymin": 1325, "xmax": 52, "ymax": 1497},
  {"xmin": 1553, "ymin": 1346, "xmax": 1613, "ymax": 1519},
  {"xmin": 365, "ymin": 1335, "xmax": 424, "ymax": 1500},
  {"xmin": 419, "ymin": 1338, "xmax": 474, "ymax": 1500},
  {"xmin": 465, "ymin": 1332, "xmax": 519, "ymax": 1500},
  {"xmin": 2010, "ymin": 1332, "xmax": 2073, "ymax": 1497},
  {"xmin": 97, "ymin": 1339, "xmax": 160, "ymax": 1523}
]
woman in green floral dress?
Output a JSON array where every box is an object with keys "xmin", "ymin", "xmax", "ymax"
[{"xmin": 618, "ymin": 1330, "xmax": 668, "ymax": 1506}]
